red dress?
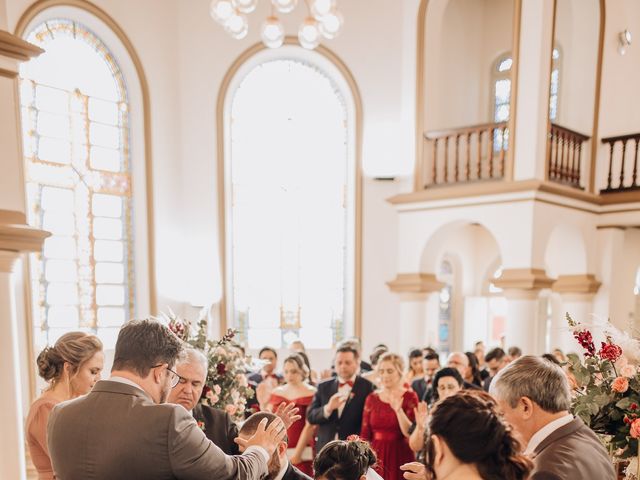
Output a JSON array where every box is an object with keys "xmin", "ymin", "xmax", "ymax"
[
  {"xmin": 361, "ymin": 390, "xmax": 419, "ymax": 480},
  {"xmin": 269, "ymin": 393, "xmax": 315, "ymax": 476}
]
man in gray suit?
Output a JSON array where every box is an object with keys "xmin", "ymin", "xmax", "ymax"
[
  {"xmin": 491, "ymin": 355, "xmax": 615, "ymax": 480},
  {"xmin": 48, "ymin": 319, "xmax": 288, "ymax": 480}
]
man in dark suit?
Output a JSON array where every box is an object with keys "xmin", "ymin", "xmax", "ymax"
[
  {"xmin": 307, "ymin": 344, "xmax": 375, "ymax": 453},
  {"xmin": 237, "ymin": 412, "xmax": 312, "ymax": 480},
  {"xmin": 483, "ymin": 347, "xmax": 508, "ymax": 391},
  {"xmin": 411, "ymin": 352, "xmax": 440, "ymax": 403},
  {"xmin": 491, "ymin": 355, "xmax": 615, "ymax": 480},
  {"xmin": 48, "ymin": 319, "xmax": 289, "ymax": 479}
]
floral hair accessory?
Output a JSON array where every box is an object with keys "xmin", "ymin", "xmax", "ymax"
[{"xmin": 346, "ymin": 434, "xmax": 361, "ymax": 442}]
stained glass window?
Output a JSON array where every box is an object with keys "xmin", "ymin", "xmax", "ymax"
[
  {"xmin": 438, "ymin": 260, "xmax": 454, "ymax": 356},
  {"xmin": 20, "ymin": 19, "xmax": 133, "ymax": 350},
  {"xmin": 227, "ymin": 58, "xmax": 352, "ymax": 350}
]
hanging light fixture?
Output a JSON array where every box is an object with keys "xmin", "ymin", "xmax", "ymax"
[{"xmin": 209, "ymin": 0, "xmax": 343, "ymax": 49}]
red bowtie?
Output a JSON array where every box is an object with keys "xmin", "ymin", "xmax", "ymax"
[{"xmin": 339, "ymin": 380, "xmax": 354, "ymax": 388}]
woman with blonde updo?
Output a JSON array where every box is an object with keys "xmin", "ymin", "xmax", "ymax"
[
  {"xmin": 360, "ymin": 352, "xmax": 418, "ymax": 480},
  {"xmin": 268, "ymin": 353, "xmax": 317, "ymax": 476},
  {"xmin": 26, "ymin": 332, "xmax": 103, "ymax": 479}
]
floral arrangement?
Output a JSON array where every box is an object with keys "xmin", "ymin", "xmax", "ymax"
[
  {"xmin": 165, "ymin": 310, "xmax": 255, "ymax": 422},
  {"xmin": 566, "ymin": 313, "xmax": 640, "ymax": 478}
]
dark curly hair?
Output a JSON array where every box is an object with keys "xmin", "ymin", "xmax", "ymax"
[
  {"xmin": 425, "ymin": 390, "xmax": 532, "ymax": 480},
  {"xmin": 313, "ymin": 439, "xmax": 377, "ymax": 480}
]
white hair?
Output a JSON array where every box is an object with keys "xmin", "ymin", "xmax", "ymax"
[{"xmin": 180, "ymin": 348, "xmax": 208, "ymax": 372}]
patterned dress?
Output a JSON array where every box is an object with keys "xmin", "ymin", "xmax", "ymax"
[{"xmin": 360, "ymin": 390, "xmax": 419, "ymax": 480}]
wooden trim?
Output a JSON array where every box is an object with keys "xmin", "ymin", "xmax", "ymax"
[
  {"xmin": 599, "ymin": 189, "xmax": 640, "ymax": 205},
  {"xmin": 506, "ymin": 0, "xmax": 522, "ymax": 181},
  {"xmin": 0, "ymin": 210, "xmax": 27, "ymax": 224},
  {"xmin": 492, "ymin": 268, "xmax": 554, "ymax": 291},
  {"xmin": 0, "ymin": 210, "xmax": 50, "ymax": 252},
  {"xmin": 425, "ymin": 121, "xmax": 508, "ymax": 139},
  {"xmin": 414, "ymin": 0, "xmax": 429, "ymax": 192},
  {"xmin": 0, "ymin": 29, "xmax": 43, "ymax": 61},
  {"xmin": 552, "ymin": 274, "xmax": 601, "ymax": 294},
  {"xmin": 551, "ymin": 123, "xmax": 590, "ymax": 141},
  {"xmin": 386, "ymin": 273, "xmax": 444, "ymax": 294},
  {"xmin": 601, "ymin": 132, "xmax": 640, "ymax": 144},
  {"xmin": 215, "ymin": 37, "xmax": 364, "ymax": 339},
  {"xmin": 15, "ymin": 0, "xmax": 158, "ymax": 314},
  {"xmin": 0, "ymin": 66, "xmax": 18, "ymax": 78},
  {"xmin": 545, "ymin": 0, "xmax": 558, "ymax": 183},
  {"xmin": 589, "ymin": 0, "xmax": 606, "ymax": 193}
]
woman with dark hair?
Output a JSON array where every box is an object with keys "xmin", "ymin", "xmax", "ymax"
[
  {"xmin": 313, "ymin": 438, "xmax": 378, "ymax": 480},
  {"xmin": 465, "ymin": 351, "xmax": 483, "ymax": 387},
  {"xmin": 417, "ymin": 390, "xmax": 532, "ymax": 480},
  {"xmin": 403, "ymin": 348, "xmax": 425, "ymax": 385},
  {"xmin": 431, "ymin": 367, "xmax": 464, "ymax": 403}
]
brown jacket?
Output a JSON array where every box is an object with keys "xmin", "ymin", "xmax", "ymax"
[
  {"xmin": 530, "ymin": 417, "xmax": 615, "ymax": 480},
  {"xmin": 47, "ymin": 380, "xmax": 267, "ymax": 480}
]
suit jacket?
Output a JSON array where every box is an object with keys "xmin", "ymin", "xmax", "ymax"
[
  {"xmin": 47, "ymin": 380, "xmax": 267, "ymax": 480},
  {"xmin": 193, "ymin": 403, "xmax": 239, "ymax": 455},
  {"xmin": 530, "ymin": 417, "xmax": 615, "ymax": 480},
  {"xmin": 282, "ymin": 461, "xmax": 313, "ymax": 480},
  {"xmin": 410, "ymin": 378, "xmax": 434, "ymax": 404},
  {"xmin": 306, "ymin": 376, "xmax": 375, "ymax": 453}
]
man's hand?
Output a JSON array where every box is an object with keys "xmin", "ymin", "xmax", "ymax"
[
  {"xmin": 400, "ymin": 462, "xmax": 429, "ymax": 480},
  {"xmin": 234, "ymin": 418, "xmax": 286, "ymax": 456},
  {"xmin": 326, "ymin": 392, "xmax": 347, "ymax": 413},
  {"xmin": 274, "ymin": 402, "xmax": 301, "ymax": 429},
  {"xmin": 414, "ymin": 401, "xmax": 429, "ymax": 428}
]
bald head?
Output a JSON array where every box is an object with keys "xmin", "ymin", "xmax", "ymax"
[{"xmin": 447, "ymin": 352, "xmax": 469, "ymax": 377}]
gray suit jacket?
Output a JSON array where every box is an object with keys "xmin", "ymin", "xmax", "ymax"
[
  {"xmin": 530, "ymin": 417, "xmax": 615, "ymax": 480},
  {"xmin": 47, "ymin": 380, "xmax": 267, "ymax": 480}
]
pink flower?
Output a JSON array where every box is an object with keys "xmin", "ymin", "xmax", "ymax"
[
  {"xmin": 213, "ymin": 385, "xmax": 222, "ymax": 395},
  {"xmin": 206, "ymin": 390, "xmax": 219, "ymax": 405},
  {"xmin": 621, "ymin": 364, "xmax": 636, "ymax": 378},
  {"xmin": 599, "ymin": 341, "xmax": 623, "ymax": 363},
  {"xmin": 225, "ymin": 404, "xmax": 238, "ymax": 416},
  {"xmin": 612, "ymin": 376, "xmax": 629, "ymax": 393},
  {"xmin": 630, "ymin": 419, "xmax": 640, "ymax": 438}
]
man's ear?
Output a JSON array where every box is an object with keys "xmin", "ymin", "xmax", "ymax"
[
  {"xmin": 278, "ymin": 441, "xmax": 287, "ymax": 456},
  {"xmin": 520, "ymin": 397, "xmax": 535, "ymax": 419},
  {"xmin": 153, "ymin": 364, "xmax": 167, "ymax": 384}
]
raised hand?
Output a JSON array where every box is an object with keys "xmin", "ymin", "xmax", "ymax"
[
  {"xmin": 234, "ymin": 417, "xmax": 287, "ymax": 456},
  {"xmin": 274, "ymin": 402, "xmax": 301, "ymax": 429},
  {"xmin": 400, "ymin": 462, "xmax": 429, "ymax": 480},
  {"xmin": 414, "ymin": 401, "xmax": 429, "ymax": 428}
]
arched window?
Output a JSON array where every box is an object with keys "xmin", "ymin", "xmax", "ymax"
[
  {"xmin": 223, "ymin": 48, "xmax": 358, "ymax": 350},
  {"xmin": 438, "ymin": 260, "xmax": 454, "ymax": 356},
  {"xmin": 20, "ymin": 19, "xmax": 134, "ymax": 349}
]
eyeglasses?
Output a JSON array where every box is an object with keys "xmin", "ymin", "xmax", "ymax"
[{"xmin": 151, "ymin": 364, "xmax": 184, "ymax": 389}]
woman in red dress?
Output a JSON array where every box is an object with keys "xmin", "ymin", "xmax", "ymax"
[
  {"xmin": 361, "ymin": 352, "xmax": 418, "ymax": 480},
  {"xmin": 268, "ymin": 353, "xmax": 317, "ymax": 476}
]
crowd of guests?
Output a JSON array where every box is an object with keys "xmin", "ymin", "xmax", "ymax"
[{"xmin": 26, "ymin": 323, "xmax": 615, "ymax": 480}]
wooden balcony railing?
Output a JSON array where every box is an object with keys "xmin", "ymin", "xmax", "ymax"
[
  {"xmin": 422, "ymin": 122, "xmax": 508, "ymax": 188},
  {"xmin": 547, "ymin": 123, "xmax": 590, "ymax": 189},
  {"xmin": 601, "ymin": 132, "xmax": 640, "ymax": 193}
]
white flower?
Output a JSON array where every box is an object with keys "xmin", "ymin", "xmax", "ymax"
[
  {"xmin": 213, "ymin": 384, "xmax": 222, "ymax": 395},
  {"xmin": 231, "ymin": 390, "xmax": 240, "ymax": 402},
  {"xmin": 625, "ymin": 457, "xmax": 638, "ymax": 479}
]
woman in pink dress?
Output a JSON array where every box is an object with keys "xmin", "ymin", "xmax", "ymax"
[
  {"xmin": 268, "ymin": 353, "xmax": 317, "ymax": 476},
  {"xmin": 26, "ymin": 332, "xmax": 103, "ymax": 480},
  {"xmin": 361, "ymin": 352, "xmax": 418, "ymax": 480}
]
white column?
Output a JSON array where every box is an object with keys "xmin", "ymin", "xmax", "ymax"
[
  {"xmin": 502, "ymin": 290, "xmax": 544, "ymax": 355},
  {"xmin": 398, "ymin": 294, "xmax": 428, "ymax": 355},
  {"xmin": 0, "ymin": 251, "xmax": 26, "ymax": 480}
]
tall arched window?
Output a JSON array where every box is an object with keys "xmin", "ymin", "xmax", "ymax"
[
  {"xmin": 438, "ymin": 260, "xmax": 454, "ymax": 356},
  {"xmin": 20, "ymin": 19, "xmax": 134, "ymax": 349},
  {"xmin": 223, "ymin": 48, "xmax": 357, "ymax": 350}
]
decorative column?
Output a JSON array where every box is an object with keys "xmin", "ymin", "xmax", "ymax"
[
  {"xmin": 387, "ymin": 273, "xmax": 444, "ymax": 354},
  {"xmin": 550, "ymin": 274, "xmax": 601, "ymax": 353},
  {"xmin": 493, "ymin": 269, "xmax": 554, "ymax": 354},
  {"xmin": 0, "ymin": 28, "xmax": 47, "ymax": 480}
]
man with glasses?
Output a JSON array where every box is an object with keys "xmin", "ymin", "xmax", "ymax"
[{"xmin": 48, "ymin": 319, "xmax": 293, "ymax": 479}]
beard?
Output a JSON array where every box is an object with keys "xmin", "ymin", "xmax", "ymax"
[
  {"xmin": 159, "ymin": 378, "xmax": 172, "ymax": 404},
  {"xmin": 267, "ymin": 452, "xmax": 282, "ymax": 479}
]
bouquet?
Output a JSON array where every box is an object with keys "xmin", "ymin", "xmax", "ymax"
[
  {"xmin": 165, "ymin": 310, "xmax": 254, "ymax": 422},
  {"xmin": 566, "ymin": 313, "xmax": 640, "ymax": 478}
]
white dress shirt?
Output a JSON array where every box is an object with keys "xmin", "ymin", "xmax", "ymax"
[
  {"xmin": 524, "ymin": 413, "xmax": 573, "ymax": 455},
  {"xmin": 323, "ymin": 375, "xmax": 357, "ymax": 418}
]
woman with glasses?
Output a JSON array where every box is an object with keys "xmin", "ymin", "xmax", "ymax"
[{"xmin": 26, "ymin": 332, "xmax": 103, "ymax": 480}]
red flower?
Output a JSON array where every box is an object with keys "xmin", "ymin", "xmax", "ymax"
[
  {"xmin": 599, "ymin": 341, "xmax": 623, "ymax": 363},
  {"xmin": 573, "ymin": 330, "xmax": 596, "ymax": 357},
  {"xmin": 216, "ymin": 362, "xmax": 227, "ymax": 375},
  {"xmin": 197, "ymin": 420, "xmax": 206, "ymax": 431},
  {"xmin": 631, "ymin": 403, "xmax": 638, "ymax": 411}
]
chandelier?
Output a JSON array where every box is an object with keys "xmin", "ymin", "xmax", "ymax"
[{"xmin": 209, "ymin": 0, "xmax": 344, "ymax": 50}]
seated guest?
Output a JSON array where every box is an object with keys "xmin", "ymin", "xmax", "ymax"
[
  {"xmin": 464, "ymin": 351, "xmax": 483, "ymax": 387},
  {"xmin": 307, "ymin": 344, "xmax": 375, "ymax": 453},
  {"xmin": 268, "ymin": 354, "xmax": 317, "ymax": 476},
  {"xmin": 251, "ymin": 347, "xmax": 283, "ymax": 411},
  {"xmin": 408, "ymin": 367, "xmax": 463, "ymax": 455},
  {"xmin": 411, "ymin": 352, "xmax": 440, "ymax": 403},
  {"xmin": 401, "ymin": 390, "xmax": 532, "ymax": 480},
  {"xmin": 490, "ymin": 356, "xmax": 615, "ymax": 479},
  {"xmin": 237, "ymin": 412, "xmax": 312, "ymax": 480},
  {"xmin": 360, "ymin": 352, "xmax": 418, "ymax": 480},
  {"xmin": 26, "ymin": 332, "xmax": 103, "ymax": 480},
  {"xmin": 313, "ymin": 438, "xmax": 377, "ymax": 480},
  {"xmin": 168, "ymin": 348, "xmax": 239, "ymax": 454},
  {"xmin": 48, "ymin": 319, "xmax": 291, "ymax": 479},
  {"xmin": 403, "ymin": 348, "xmax": 425, "ymax": 385},
  {"xmin": 446, "ymin": 352, "xmax": 481, "ymax": 390},
  {"xmin": 483, "ymin": 347, "xmax": 507, "ymax": 391}
]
